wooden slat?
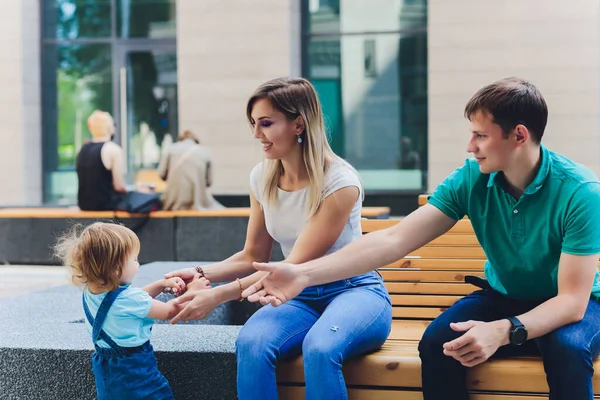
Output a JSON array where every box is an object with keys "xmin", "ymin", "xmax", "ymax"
[
  {"xmin": 418, "ymin": 194, "xmax": 430, "ymax": 206},
  {"xmin": 279, "ymin": 387, "xmax": 548, "ymax": 400},
  {"xmin": 279, "ymin": 387, "xmax": 423, "ymax": 400},
  {"xmin": 360, "ymin": 219, "xmax": 400, "ymax": 232},
  {"xmin": 392, "ymin": 307, "xmax": 445, "ymax": 319},
  {"xmin": 391, "ymin": 294, "xmax": 462, "ymax": 307},
  {"xmin": 385, "ymin": 282, "xmax": 476, "ymax": 295},
  {"xmin": 425, "ymin": 234, "xmax": 480, "ymax": 246},
  {"xmin": 360, "ymin": 206, "xmax": 391, "ymax": 218},
  {"xmin": 361, "ymin": 218, "xmax": 474, "ymax": 234},
  {"xmin": 381, "ymin": 258, "xmax": 486, "ymax": 271},
  {"xmin": 277, "ymin": 347, "xmax": 423, "ymax": 387},
  {"xmin": 277, "ymin": 341, "xmax": 600, "ymax": 393},
  {"xmin": 0, "ymin": 208, "xmax": 255, "ymax": 218},
  {"xmin": 381, "ymin": 270, "xmax": 484, "ymax": 283},
  {"xmin": 408, "ymin": 246, "xmax": 486, "ymax": 259},
  {"xmin": 388, "ymin": 320, "xmax": 429, "ymax": 341},
  {"xmin": 0, "ymin": 207, "xmax": 389, "ymax": 219}
]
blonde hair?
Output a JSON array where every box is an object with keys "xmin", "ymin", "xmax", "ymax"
[
  {"xmin": 87, "ymin": 110, "xmax": 114, "ymax": 138},
  {"xmin": 179, "ymin": 129, "xmax": 200, "ymax": 144},
  {"xmin": 54, "ymin": 222, "xmax": 140, "ymax": 291},
  {"xmin": 247, "ymin": 77, "xmax": 360, "ymax": 217}
]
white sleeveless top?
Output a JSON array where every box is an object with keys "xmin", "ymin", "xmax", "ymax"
[{"xmin": 250, "ymin": 161, "xmax": 363, "ymax": 258}]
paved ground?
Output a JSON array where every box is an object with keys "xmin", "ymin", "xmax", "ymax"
[{"xmin": 0, "ymin": 265, "xmax": 69, "ymax": 298}]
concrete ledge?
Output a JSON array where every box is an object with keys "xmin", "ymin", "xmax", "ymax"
[
  {"xmin": 0, "ymin": 217, "xmax": 175, "ymax": 265},
  {"xmin": 175, "ymin": 216, "xmax": 284, "ymax": 261},
  {"xmin": 0, "ymin": 262, "xmax": 256, "ymax": 400},
  {"xmin": 0, "ymin": 216, "xmax": 285, "ymax": 265}
]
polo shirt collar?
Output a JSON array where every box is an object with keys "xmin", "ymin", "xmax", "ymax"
[{"xmin": 486, "ymin": 145, "xmax": 551, "ymax": 195}]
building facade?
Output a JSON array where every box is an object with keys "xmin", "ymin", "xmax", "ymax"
[{"xmin": 1, "ymin": 0, "xmax": 599, "ymax": 214}]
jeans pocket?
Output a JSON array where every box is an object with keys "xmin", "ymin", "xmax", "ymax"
[{"xmin": 345, "ymin": 272, "xmax": 382, "ymax": 288}]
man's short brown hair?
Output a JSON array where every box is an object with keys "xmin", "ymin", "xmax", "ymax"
[{"xmin": 464, "ymin": 77, "xmax": 548, "ymax": 143}]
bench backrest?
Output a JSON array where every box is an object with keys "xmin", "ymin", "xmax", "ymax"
[
  {"xmin": 361, "ymin": 218, "xmax": 483, "ymax": 320},
  {"xmin": 363, "ymin": 200, "xmax": 600, "ymax": 320}
]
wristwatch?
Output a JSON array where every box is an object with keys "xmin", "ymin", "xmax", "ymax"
[{"xmin": 507, "ymin": 316, "xmax": 528, "ymax": 346}]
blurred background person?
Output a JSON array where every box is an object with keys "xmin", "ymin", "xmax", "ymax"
[
  {"xmin": 76, "ymin": 110, "xmax": 127, "ymax": 211},
  {"xmin": 398, "ymin": 136, "xmax": 421, "ymax": 170},
  {"xmin": 157, "ymin": 129, "xmax": 223, "ymax": 210}
]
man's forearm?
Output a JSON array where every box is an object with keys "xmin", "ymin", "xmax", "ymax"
[
  {"xmin": 495, "ymin": 295, "xmax": 587, "ymax": 343},
  {"xmin": 299, "ymin": 228, "xmax": 406, "ymax": 286},
  {"xmin": 298, "ymin": 206, "xmax": 457, "ymax": 286}
]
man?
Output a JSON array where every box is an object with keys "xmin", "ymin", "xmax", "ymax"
[
  {"xmin": 242, "ymin": 78, "xmax": 600, "ymax": 399},
  {"xmin": 76, "ymin": 110, "xmax": 127, "ymax": 211}
]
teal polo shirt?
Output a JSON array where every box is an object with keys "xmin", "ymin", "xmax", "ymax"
[{"xmin": 428, "ymin": 145, "xmax": 600, "ymax": 300}]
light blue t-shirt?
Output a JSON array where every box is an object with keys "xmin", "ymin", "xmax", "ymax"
[{"xmin": 83, "ymin": 286, "xmax": 154, "ymax": 348}]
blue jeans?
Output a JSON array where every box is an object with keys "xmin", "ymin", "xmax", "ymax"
[
  {"xmin": 236, "ymin": 271, "xmax": 392, "ymax": 400},
  {"xmin": 419, "ymin": 288, "xmax": 600, "ymax": 400}
]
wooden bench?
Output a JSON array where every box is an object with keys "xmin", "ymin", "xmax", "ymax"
[
  {"xmin": 276, "ymin": 217, "xmax": 600, "ymax": 399},
  {"xmin": 135, "ymin": 168, "xmax": 167, "ymax": 193},
  {"xmin": 0, "ymin": 206, "xmax": 391, "ymax": 265},
  {"xmin": 0, "ymin": 207, "xmax": 390, "ymax": 219}
]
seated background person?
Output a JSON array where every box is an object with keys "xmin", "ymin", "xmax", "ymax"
[
  {"xmin": 76, "ymin": 110, "xmax": 127, "ymax": 211},
  {"xmin": 157, "ymin": 129, "xmax": 223, "ymax": 210}
]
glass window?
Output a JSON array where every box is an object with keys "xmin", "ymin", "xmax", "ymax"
[
  {"xmin": 304, "ymin": 0, "xmax": 428, "ymax": 192},
  {"xmin": 43, "ymin": 0, "xmax": 112, "ymax": 39},
  {"xmin": 117, "ymin": 0, "xmax": 176, "ymax": 38},
  {"xmin": 42, "ymin": 43, "xmax": 112, "ymax": 204},
  {"xmin": 306, "ymin": 0, "xmax": 426, "ymax": 34}
]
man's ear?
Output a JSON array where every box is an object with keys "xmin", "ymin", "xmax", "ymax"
[{"xmin": 514, "ymin": 124, "xmax": 529, "ymax": 144}]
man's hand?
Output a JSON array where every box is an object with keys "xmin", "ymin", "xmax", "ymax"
[
  {"xmin": 242, "ymin": 262, "xmax": 310, "ymax": 306},
  {"xmin": 170, "ymin": 288, "xmax": 219, "ymax": 324},
  {"xmin": 442, "ymin": 320, "xmax": 511, "ymax": 367}
]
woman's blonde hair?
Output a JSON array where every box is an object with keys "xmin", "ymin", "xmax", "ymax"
[
  {"xmin": 54, "ymin": 222, "xmax": 140, "ymax": 291},
  {"xmin": 246, "ymin": 77, "xmax": 360, "ymax": 217}
]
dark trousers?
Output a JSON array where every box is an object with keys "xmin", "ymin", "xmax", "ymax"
[{"xmin": 418, "ymin": 289, "xmax": 600, "ymax": 400}]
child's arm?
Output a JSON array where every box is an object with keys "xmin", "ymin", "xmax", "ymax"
[
  {"xmin": 142, "ymin": 277, "xmax": 186, "ymax": 298},
  {"xmin": 147, "ymin": 299, "xmax": 185, "ymax": 320}
]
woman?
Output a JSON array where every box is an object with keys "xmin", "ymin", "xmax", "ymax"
[
  {"xmin": 157, "ymin": 129, "xmax": 223, "ymax": 210},
  {"xmin": 165, "ymin": 77, "xmax": 392, "ymax": 400}
]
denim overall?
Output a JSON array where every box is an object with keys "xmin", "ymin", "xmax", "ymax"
[{"xmin": 83, "ymin": 287, "xmax": 174, "ymax": 400}]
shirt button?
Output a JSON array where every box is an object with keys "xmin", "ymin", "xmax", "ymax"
[{"xmin": 513, "ymin": 209, "xmax": 519, "ymax": 214}]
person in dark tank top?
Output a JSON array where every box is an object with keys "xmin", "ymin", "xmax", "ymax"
[{"xmin": 76, "ymin": 111, "xmax": 127, "ymax": 211}]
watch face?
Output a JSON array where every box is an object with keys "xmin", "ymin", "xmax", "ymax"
[{"xmin": 512, "ymin": 326, "xmax": 528, "ymax": 345}]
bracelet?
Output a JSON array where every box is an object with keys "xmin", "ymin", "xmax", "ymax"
[
  {"xmin": 194, "ymin": 265, "xmax": 205, "ymax": 279},
  {"xmin": 236, "ymin": 278, "xmax": 245, "ymax": 302}
]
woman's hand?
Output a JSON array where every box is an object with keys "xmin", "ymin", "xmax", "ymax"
[
  {"xmin": 161, "ymin": 277, "xmax": 186, "ymax": 296},
  {"xmin": 186, "ymin": 277, "xmax": 211, "ymax": 292},
  {"xmin": 170, "ymin": 288, "xmax": 219, "ymax": 324}
]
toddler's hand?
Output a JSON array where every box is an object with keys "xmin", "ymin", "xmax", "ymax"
[{"xmin": 162, "ymin": 277, "xmax": 186, "ymax": 296}]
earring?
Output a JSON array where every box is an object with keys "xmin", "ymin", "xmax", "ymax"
[{"xmin": 297, "ymin": 136, "xmax": 303, "ymax": 143}]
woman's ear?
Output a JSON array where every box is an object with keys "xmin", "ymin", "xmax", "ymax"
[{"xmin": 295, "ymin": 116, "xmax": 305, "ymax": 134}]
